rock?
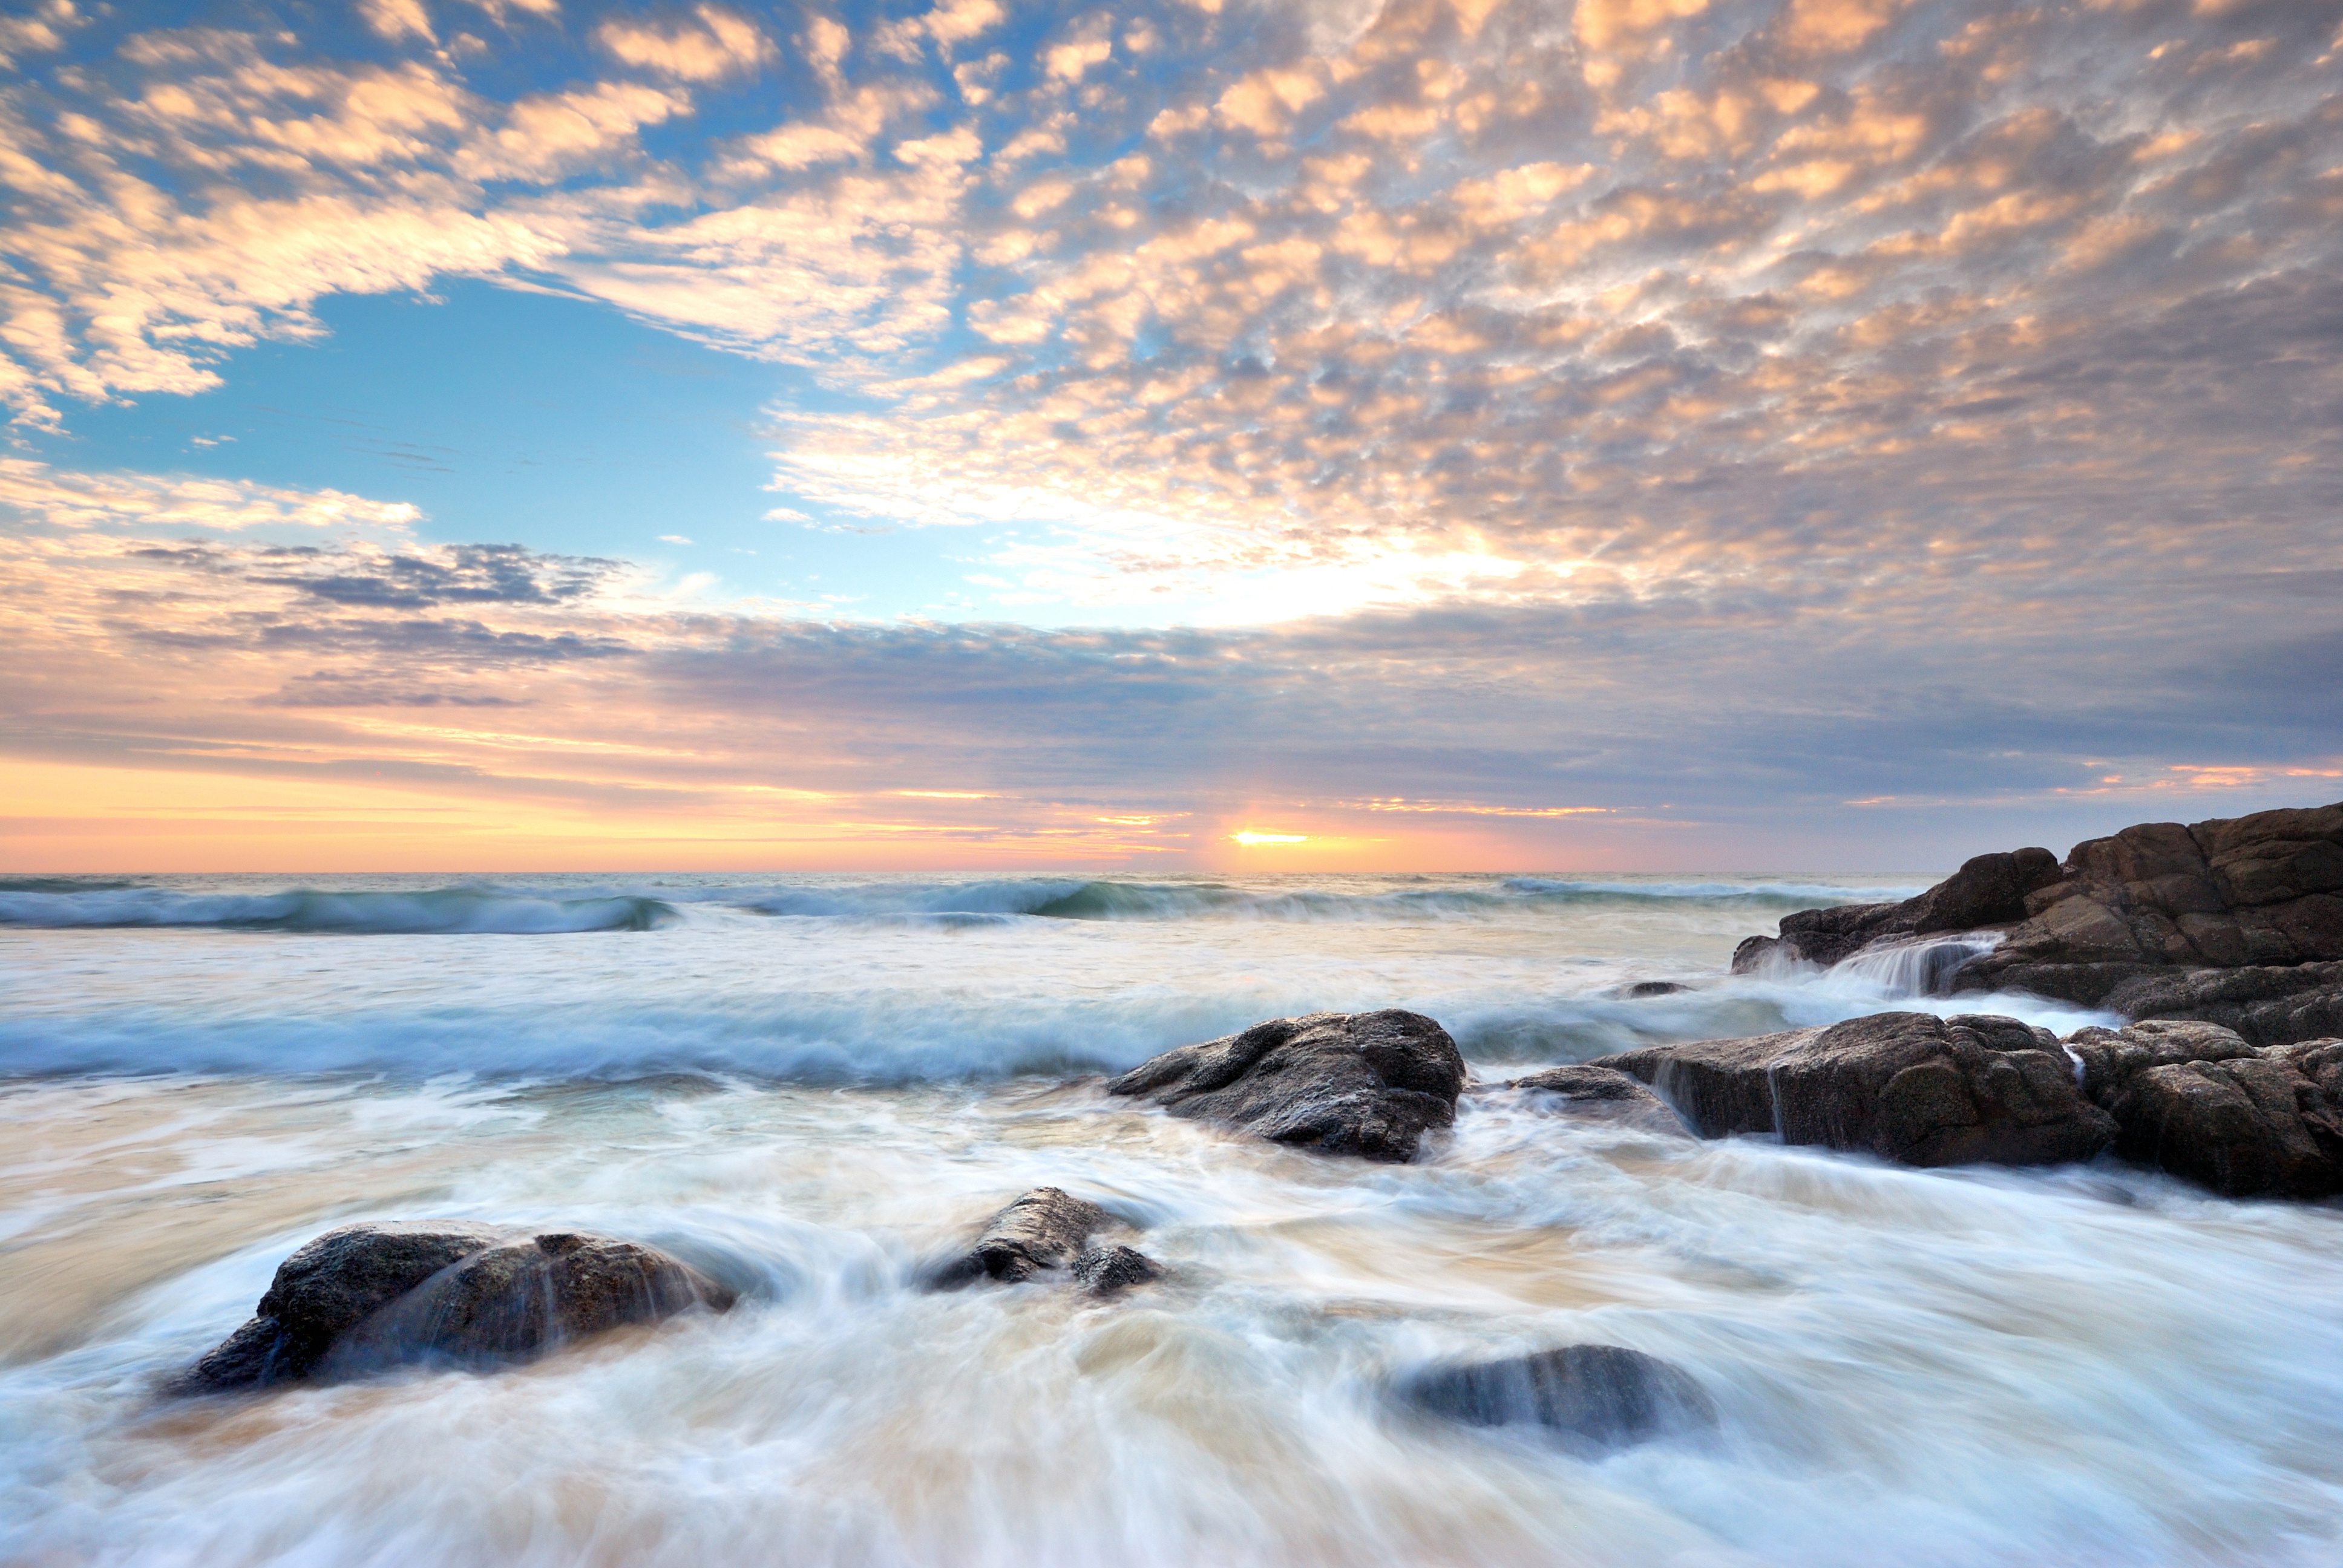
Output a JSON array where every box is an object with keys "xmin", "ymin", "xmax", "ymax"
[
  {"xmin": 1107, "ymin": 1010, "xmax": 1467, "ymax": 1162},
  {"xmin": 1593, "ymin": 1012, "xmax": 2116, "ymax": 1167},
  {"xmin": 1732, "ymin": 849, "xmax": 2062, "ymax": 972},
  {"xmin": 2105, "ymin": 961, "xmax": 2343, "ymax": 1047},
  {"xmin": 179, "ymin": 1223, "xmax": 732, "ymax": 1391},
  {"xmin": 1073, "ymin": 1243, "xmax": 1161, "ymax": 1295},
  {"xmin": 1624, "ymin": 981, "xmax": 1689, "ymax": 998},
  {"xmin": 2063, "ymin": 1020, "xmax": 2343, "ymax": 1197},
  {"xmin": 932, "ymin": 1186, "xmax": 1116, "ymax": 1285},
  {"xmin": 1730, "ymin": 803, "xmax": 2343, "ymax": 1045},
  {"xmin": 1502, "ymin": 1064, "xmax": 1689, "ymax": 1137},
  {"xmin": 1398, "ymin": 1344, "xmax": 1717, "ymax": 1448}
]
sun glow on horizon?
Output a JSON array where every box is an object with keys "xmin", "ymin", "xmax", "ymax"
[{"xmin": 1231, "ymin": 831, "xmax": 1309, "ymax": 846}]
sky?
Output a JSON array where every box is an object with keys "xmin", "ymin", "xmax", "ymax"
[{"xmin": 0, "ymin": 0, "xmax": 2338, "ymax": 873}]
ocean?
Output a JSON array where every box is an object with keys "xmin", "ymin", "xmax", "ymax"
[{"xmin": 4, "ymin": 872, "xmax": 2339, "ymax": 1566}]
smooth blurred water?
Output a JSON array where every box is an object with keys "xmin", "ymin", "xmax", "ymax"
[{"xmin": 2, "ymin": 872, "xmax": 2338, "ymax": 1566}]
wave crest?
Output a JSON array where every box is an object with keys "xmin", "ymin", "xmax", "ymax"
[{"xmin": 0, "ymin": 886, "xmax": 672, "ymax": 935}]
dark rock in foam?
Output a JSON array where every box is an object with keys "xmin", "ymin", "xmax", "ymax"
[
  {"xmin": 1399, "ymin": 1344, "xmax": 1717, "ymax": 1448},
  {"xmin": 1107, "ymin": 1010, "xmax": 1467, "ymax": 1162},
  {"xmin": 1592, "ymin": 1012, "xmax": 2116, "ymax": 1168},
  {"xmin": 930, "ymin": 1186, "xmax": 1162, "ymax": 1295},
  {"xmin": 178, "ymin": 1222, "xmax": 732, "ymax": 1391}
]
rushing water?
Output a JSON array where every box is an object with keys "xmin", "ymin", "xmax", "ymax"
[{"xmin": 2, "ymin": 872, "xmax": 2340, "ymax": 1567}]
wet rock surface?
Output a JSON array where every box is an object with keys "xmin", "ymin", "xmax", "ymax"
[
  {"xmin": 1499, "ymin": 1064, "xmax": 1689, "ymax": 1137},
  {"xmin": 1399, "ymin": 1344, "xmax": 1717, "ymax": 1448},
  {"xmin": 1072, "ymin": 1243, "xmax": 1161, "ymax": 1295},
  {"xmin": 2066, "ymin": 1021, "xmax": 2343, "ymax": 1197},
  {"xmin": 1593, "ymin": 1012, "xmax": 2117, "ymax": 1167},
  {"xmin": 934, "ymin": 1187, "xmax": 1115, "ymax": 1285},
  {"xmin": 1107, "ymin": 1010, "xmax": 1467, "ymax": 1162},
  {"xmin": 179, "ymin": 1223, "xmax": 733, "ymax": 1391}
]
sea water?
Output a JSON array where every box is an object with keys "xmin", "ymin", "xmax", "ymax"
[{"xmin": 1, "ymin": 872, "xmax": 2338, "ymax": 1567}]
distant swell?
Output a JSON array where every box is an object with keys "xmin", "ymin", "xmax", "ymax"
[
  {"xmin": 0, "ymin": 887, "xmax": 672, "ymax": 935},
  {"xmin": 733, "ymin": 876, "xmax": 1924, "ymax": 924}
]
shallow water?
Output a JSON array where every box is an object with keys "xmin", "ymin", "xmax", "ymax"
[{"xmin": 2, "ymin": 872, "xmax": 2338, "ymax": 1566}]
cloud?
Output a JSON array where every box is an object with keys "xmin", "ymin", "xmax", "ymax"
[
  {"xmin": 358, "ymin": 0, "xmax": 436, "ymax": 45},
  {"xmin": 596, "ymin": 4, "xmax": 773, "ymax": 82},
  {"xmin": 0, "ymin": 458, "xmax": 421, "ymax": 532},
  {"xmin": 4, "ymin": 471, "xmax": 2335, "ymax": 867},
  {"xmin": 0, "ymin": 0, "xmax": 2339, "ymax": 865}
]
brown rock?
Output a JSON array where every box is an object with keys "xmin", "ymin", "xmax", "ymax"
[
  {"xmin": 177, "ymin": 1223, "xmax": 732, "ymax": 1391},
  {"xmin": 1593, "ymin": 1013, "xmax": 2115, "ymax": 1168},
  {"xmin": 2063, "ymin": 1019, "xmax": 2343, "ymax": 1197}
]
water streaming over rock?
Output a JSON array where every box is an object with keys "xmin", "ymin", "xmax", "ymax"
[{"xmin": 2, "ymin": 872, "xmax": 2338, "ymax": 1566}]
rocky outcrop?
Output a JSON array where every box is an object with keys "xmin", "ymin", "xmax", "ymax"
[
  {"xmin": 1107, "ymin": 1010, "xmax": 1467, "ymax": 1162},
  {"xmin": 2065, "ymin": 1020, "xmax": 2343, "ymax": 1197},
  {"xmin": 1398, "ymin": 1344, "xmax": 1716, "ymax": 1448},
  {"xmin": 1948, "ymin": 806, "xmax": 2343, "ymax": 1011},
  {"xmin": 1592, "ymin": 1012, "xmax": 2115, "ymax": 1167},
  {"xmin": 930, "ymin": 1187, "xmax": 1160, "ymax": 1296},
  {"xmin": 178, "ymin": 1222, "xmax": 732, "ymax": 1391},
  {"xmin": 1732, "ymin": 848, "xmax": 2062, "ymax": 972},
  {"xmin": 1498, "ymin": 1064, "xmax": 1689, "ymax": 1137},
  {"xmin": 1731, "ymin": 803, "xmax": 2343, "ymax": 1045}
]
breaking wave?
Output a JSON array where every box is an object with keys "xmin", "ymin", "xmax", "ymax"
[{"xmin": 0, "ymin": 885, "xmax": 672, "ymax": 935}]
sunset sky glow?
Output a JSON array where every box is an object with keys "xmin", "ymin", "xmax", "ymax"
[{"xmin": 1, "ymin": 0, "xmax": 2338, "ymax": 871}]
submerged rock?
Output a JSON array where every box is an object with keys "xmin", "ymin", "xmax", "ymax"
[
  {"xmin": 931, "ymin": 1187, "xmax": 1161, "ymax": 1295},
  {"xmin": 178, "ymin": 1222, "xmax": 733, "ymax": 1391},
  {"xmin": 1107, "ymin": 1010, "xmax": 1467, "ymax": 1162},
  {"xmin": 2066, "ymin": 1020, "xmax": 2343, "ymax": 1197},
  {"xmin": 1501, "ymin": 1064, "xmax": 1689, "ymax": 1137},
  {"xmin": 1399, "ymin": 1344, "xmax": 1716, "ymax": 1448},
  {"xmin": 1593, "ymin": 1012, "xmax": 2116, "ymax": 1168}
]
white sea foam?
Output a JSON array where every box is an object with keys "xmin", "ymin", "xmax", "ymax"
[{"xmin": 7, "ymin": 869, "xmax": 2313, "ymax": 1568}]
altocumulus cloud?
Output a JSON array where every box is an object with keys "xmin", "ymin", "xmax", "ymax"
[{"xmin": 0, "ymin": 0, "xmax": 2338, "ymax": 866}]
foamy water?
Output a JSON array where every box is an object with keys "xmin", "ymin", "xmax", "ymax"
[{"xmin": 2, "ymin": 872, "xmax": 2339, "ymax": 1566}]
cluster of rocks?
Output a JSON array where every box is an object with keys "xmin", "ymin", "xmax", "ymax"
[
  {"xmin": 177, "ymin": 1007, "xmax": 1707, "ymax": 1454},
  {"xmin": 1733, "ymin": 802, "xmax": 2343, "ymax": 1045},
  {"xmin": 1565, "ymin": 1010, "xmax": 2343, "ymax": 1198},
  {"xmin": 193, "ymin": 809, "xmax": 2343, "ymax": 1442}
]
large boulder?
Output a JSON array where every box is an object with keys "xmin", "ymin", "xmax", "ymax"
[
  {"xmin": 1593, "ymin": 1012, "xmax": 2116, "ymax": 1167},
  {"xmin": 1107, "ymin": 1010, "xmax": 1467, "ymax": 1162},
  {"xmin": 928, "ymin": 1187, "xmax": 1161, "ymax": 1296},
  {"xmin": 178, "ymin": 1223, "xmax": 733, "ymax": 1391},
  {"xmin": 2063, "ymin": 1021, "xmax": 2343, "ymax": 1197},
  {"xmin": 1496, "ymin": 1063, "xmax": 1689, "ymax": 1137},
  {"xmin": 1398, "ymin": 1344, "xmax": 1717, "ymax": 1448}
]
